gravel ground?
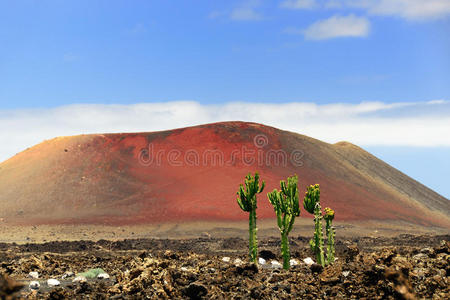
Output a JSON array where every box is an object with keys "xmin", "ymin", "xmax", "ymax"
[{"xmin": 0, "ymin": 234, "xmax": 448, "ymax": 299}]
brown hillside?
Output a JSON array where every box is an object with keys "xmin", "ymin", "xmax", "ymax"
[{"xmin": 0, "ymin": 121, "xmax": 448, "ymax": 227}]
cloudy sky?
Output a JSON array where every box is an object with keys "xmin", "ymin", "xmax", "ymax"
[{"xmin": 0, "ymin": 0, "xmax": 449, "ymax": 198}]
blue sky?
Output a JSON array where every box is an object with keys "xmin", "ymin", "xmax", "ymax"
[
  {"xmin": 0, "ymin": 0, "xmax": 449, "ymax": 198},
  {"xmin": 1, "ymin": 0, "xmax": 449, "ymax": 106}
]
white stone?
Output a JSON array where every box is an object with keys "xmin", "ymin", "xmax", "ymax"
[
  {"xmin": 342, "ymin": 271, "xmax": 350, "ymax": 277},
  {"xmin": 289, "ymin": 259, "xmax": 299, "ymax": 266},
  {"xmin": 303, "ymin": 257, "xmax": 315, "ymax": 266},
  {"xmin": 29, "ymin": 281, "xmax": 40, "ymax": 290},
  {"xmin": 28, "ymin": 271, "xmax": 39, "ymax": 279},
  {"xmin": 97, "ymin": 273, "xmax": 110, "ymax": 279},
  {"xmin": 271, "ymin": 260, "xmax": 282, "ymax": 269},
  {"xmin": 234, "ymin": 258, "xmax": 243, "ymax": 265},
  {"xmin": 258, "ymin": 257, "xmax": 266, "ymax": 265},
  {"xmin": 221, "ymin": 257, "xmax": 231, "ymax": 263},
  {"xmin": 180, "ymin": 267, "xmax": 189, "ymax": 272},
  {"xmin": 62, "ymin": 271, "xmax": 74, "ymax": 279},
  {"xmin": 72, "ymin": 276, "xmax": 87, "ymax": 283},
  {"xmin": 47, "ymin": 279, "xmax": 60, "ymax": 287}
]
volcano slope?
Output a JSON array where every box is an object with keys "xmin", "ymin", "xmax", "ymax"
[{"xmin": 0, "ymin": 121, "xmax": 448, "ymax": 227}]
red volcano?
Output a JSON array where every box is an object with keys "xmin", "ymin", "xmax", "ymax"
[{"xmin": 0, "ymin": 121, "xmax": 448, "ymax": 227}]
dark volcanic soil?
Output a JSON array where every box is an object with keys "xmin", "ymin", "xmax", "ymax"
[{"xmin": 1, "ymin": 234, "xmax": 449, "ymax": 299}]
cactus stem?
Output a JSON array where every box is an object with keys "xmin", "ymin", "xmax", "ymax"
[
  {"xmin": 314, "ymin": 202, "xmax": 325, "ymax": 266},
  {"xmin": 281, "ymin": 232, "xmax": 290, "ymax": 270},
  {"xmin": 325, "ymin": 218, "xmax": 335, "ymax": 265},
  {"xmin": 249, "ymin": 207, "xmax": 257, "ymax": 263}
]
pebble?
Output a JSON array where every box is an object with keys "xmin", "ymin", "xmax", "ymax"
[
  {"xmin": 342, "ymin": 271, "xmax": 350, "ymax": 277},
  {"xmin": 303, "ymin": 257, "xmax": 315, "ymax": 266},
  {"xmin": 72, "ymin": 276, "xmax": 87, "ymax": 283},
  {"xmin": 289, "ymin": 259, "xmax": 299, "ymax": 266},
  {"xmin": 180, "ymin": 267, "xmax": 189, "ymax": 272},
  {"xmin": 47, "ymin": 279, "xmax": 61, "ymax": 287},
  {"xmin": 97, "ymin": 273, "xmax": 110, "ymax": 279},
  {"xmin": 221, "ymin": 257, "xmax": 230, "ymax": 263},
  {"xmin": 29, "ymin": 281, "xmax": 40, "ymax": 290},
  {"xmin": 271, "ymin": 260, "xmax": 282, "ymax": 269},
  {"xmin": 62, "ymin": 271, "xmax": 74, "ymax": 279},
  {"xmin": 258, "ymin": 257, "xmax": 266, "ymax": 265},
  {"xmin": 234, "ymin": 258, "xmax": 243, "ymax": 265},
  {"xmin": 28, "ymin": 271, "xmax": 39, "ymax": 279}
]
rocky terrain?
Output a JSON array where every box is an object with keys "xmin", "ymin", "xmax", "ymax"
[{"xmin": 0, "ymin": 234, "xmax": 448, "ymax": 299}]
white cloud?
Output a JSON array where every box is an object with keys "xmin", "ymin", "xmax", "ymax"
[
  {"xmin": 230, "ymin": 8, "xmax": 263, "ymax": 21},
  {"xmin": 230, "ymin": 0, "xmax": 264, "ymax": 21},
  {"xmin": 210, "ymin": 0, "xmax": 264, "ymax": 21},
  {"xmin": 368, "ymin": 0, "xmax": 450, "ymax": 20},
  {"xmin": 428, "ymin": 99, "xmax": 446, "ymax": 104},
  {"xmin": 303, "ymin": 15, "xmax": 370, "ymax": 40},
  {"xmin": 280, "ymin": 0, "xmax": 317, "ymax": 10},
  {"xmin": 328, "ymin": 0, "xmax": 450, "ymax": 21},
  {"xmin": 324, "ymin": 0, "xmax": 343, "ymax": 9},
  {"xmin": 1, "ymin": 100, "xmax": 449, "ymax": 162}
]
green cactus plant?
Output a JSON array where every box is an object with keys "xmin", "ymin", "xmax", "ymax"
[
  {"xmin": 324, "ymin": 207, "xmax": 335, "ymax": 265},
  {"xmin": 237, "ymin": 172, "xmax": 265, "ymax": 263},
  {"xmin": 268, "ymin": 175, "xmax": 300, "ymax": 270},
  {"xmin": 303, "ymin": 184, "xmax": 325, "ymax": 266}
]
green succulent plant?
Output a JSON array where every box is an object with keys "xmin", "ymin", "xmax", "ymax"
[
  {"xmin": 268, "ymin": 175, "xmax": 300, "ymax": 270},
  {"xmin": 237, "ymin": 172, "xmax": 265, "ymax": 263},
  {"xmin": 303, "ymin": 183, "xmax": 320, "ymax": 214},
  {"xmin": 303, "ymin": 184, "xmax": 337, "ymax": 266},
  {"xmin": 324, "ymin": 207, "xmax": 335, "ymax": 265},
  {"xmin": 304, "ymin": 184, "xmax": 325, "ymax": 266}
]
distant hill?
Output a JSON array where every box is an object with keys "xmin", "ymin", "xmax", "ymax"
[{"xmin": 0, "ymin": 121, "xmax": 448, "ymax": 227}]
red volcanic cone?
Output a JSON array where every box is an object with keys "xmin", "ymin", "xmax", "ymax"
[{"xmin": 0, "ymin": 121, "xmax": 449, "ymax": 227}]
